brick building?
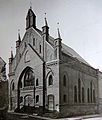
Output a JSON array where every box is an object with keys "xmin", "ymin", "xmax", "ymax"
[
  {"xmin": 0, "ymin": 57, "xmax": 8, "ymax": 117},
  {"xmin": 8, "ymin": 7, "xmax": 98, "ymax": 117}
]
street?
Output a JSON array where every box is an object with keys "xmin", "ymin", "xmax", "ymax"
[{"xmin": 84, "ymin": 117, "xmax": 102, "ymax": 120}]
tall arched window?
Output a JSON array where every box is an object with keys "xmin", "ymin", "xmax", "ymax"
[
  {"xmin": 90, "ymin": 81, "xmax": 92, "ymax": 103},
  {"xmin": 36, "ymin": 78, "xmax": 39, "ymax": 86},
  {"xmin": 12, "ymin": 82, "xmax": 15, "ymax": 90},
  {"xmin": 33, "ymin": 38, "xmax": 35, "ymax": 46},
  {"xmin": 87, "ymin": 88, "xmax": 90, "ymax": 103},
  {"xmin": 74, "ymin": 86, "xmax": 77, "ymax": 103},
  {"xmin": 24, "ymin": 69, "xmax": 34, "ymax": 87},
  {"xmin": 39, "ymin": 45, "xmax": 41, "ymax": 53},
  {"xmin": 82, "ymin": 87, "xmax": 84, "ymax": 103},
  {"xmin": 78, "ymin": 79, "xmax": 81, "ymax": 103},
  {"xmin": 48, "ymin": 75, "xmax": 53, "ymax": 86},
  {"xmin": 63, "ymin": 94, "xmax": 67, "ymax": 103},
  {"xmin": 36, "ymin": 95, "xmax": 39, "ymax": 103},
  {"xmin": 93, "ymin": 89, "xmax": 95, "ymax": 103},
  {"xmin": 63, "ymin": 75, "xmax": 66, "ymax": 87}
]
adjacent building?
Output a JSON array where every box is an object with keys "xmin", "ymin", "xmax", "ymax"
[
  {"xmin": 0, "ymin": 57, "xmax": 8, "ymax": 116},
  {"xmin": 8, "ymin": 7, "xmax": 98, "ymax": 117}
]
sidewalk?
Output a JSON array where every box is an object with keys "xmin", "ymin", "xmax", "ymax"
[
  {"xmin": 8, "ymin": 111, "xmax": 102, "ymax": 120},
  {"xmin": 53, "ymin": 114, "xmax": 102, "ymax": 120}
]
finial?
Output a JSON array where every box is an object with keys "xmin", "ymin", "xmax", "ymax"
[
  {"xmin": 44, "ymin": 13, "xmax": 48, "ymax": 26},
  {"xmin": 57, "ymin": 22, "xmax": 61, "ymax": 39},
  {"xmin": 30, "ymin": 0, "xmax": 32, "ymax": 9},
  {"xmin": 18, "ymin": 29, "xmax": 21, "ymax": 41},
  {"xmin": 45, "ymin": 13, "xmax": 46, "ymax": 17},
  {"xmin": 11, "ymin": 47, "xmax": 13, "ymax": 58}
]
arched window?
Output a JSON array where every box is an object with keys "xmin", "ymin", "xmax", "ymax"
[
  {"xmin": 93, "ymin": 89, "xmax": 95, "ymax": 103},
  {"xmin": 82, "ymin": 87, "xmax": 84, "ymax": 103},
  {"xmin": 63, "ymin": 75, "xmax": 66, "ymax": 87},
  {"xmin": 78, "ymin": 79, "xmax": 81, "ymax": 103},
  {"xmin": 87, "ymin": 88, "xmax": 90, "ymax": 103},
  {"xmin": 12, "ymin": 82, "xmax": 15, "ymax": 90},
  {"xmin": 90, "ymin": 81, "xmax": 92, "ymax": 103},
  {"xmin": 36, "ymin": 78, "xmax": 39, "ymax": 86},
  {"xmin": 24, "ymin": 69, "xmax": 34, "ymax": 87},
  {"xmin": 36, "ymin": 95, "xmax": 39, "ymax": 103},
  {"xmin": 24, "ymin": 95, "xmax": 33, "ymax": 106},
  {"xmin": 63, "ymin": 94, "xmax": 67, "ymax": 103},
  {"xmin": 33, "ymin": 38, "xmax": 35, "ymax": 46},
  {"xmin": 39, "ymin": 45, "xmax": 41, "ymax": 53},
  {"xmin": 74, "ymin": 86, "xmax": 77, "ymax": 103},
  {"xmin": 48, "ymin": 75, "xmax": 53, "ymax": 86}
]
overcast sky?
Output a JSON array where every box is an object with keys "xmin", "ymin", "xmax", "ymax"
[{"xmin": 1, "ymin": 0, "xmax": 102, "ymax": 74}]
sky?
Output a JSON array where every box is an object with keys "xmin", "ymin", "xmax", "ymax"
[{"xmin": 1, "ymin": 0, "xmax": 102, "ymax": 74}]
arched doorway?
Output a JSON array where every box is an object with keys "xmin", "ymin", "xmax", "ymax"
[
  {"xmin": 17, "ymin": 67, "xmax": 35, "ymax": 110},
  {"xmin": 24, "ymin": 95, "xmax": 33, "ymax": 106},
  {"xmin": 48, "ymin": 95, "xmax": 54, "ymax": 111}
]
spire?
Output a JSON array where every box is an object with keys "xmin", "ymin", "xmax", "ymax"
[
  {"xmin": 18, "ymin": 29, "xmax": 21, "ymax": 41},
  {"xmin": 26, "ymin": 7, "xmax": 36, "ymax": 30},
  {"xmin": 45, "ymin": 17, "xmax": 48, "ymax": 26},
  {"xmin": 30, "ymin": 0, "xmax": 32, "ymax": 9},
  {"xmin": 44, "ymin": 13, "xmax": 48, "ymax": 26},
  {"xmin": 11, "ymin": 47, "xmax": 13, "ymax": 59},
  {"xmin": 57, "ymin": 22, "xmax": 61, "ymax": 39}
]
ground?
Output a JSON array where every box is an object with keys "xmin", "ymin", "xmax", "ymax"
[{"xmin": 1, "ymin": 112, "xmax": 102, "ymax": 120}]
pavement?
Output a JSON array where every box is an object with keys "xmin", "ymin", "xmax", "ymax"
[
  {"xmin": 53, "ymin": 114, "xmax": 102, "ymax": 120},
  {"xmin": 7, "ymin": 112, "xmax": 102, "ymax": 120}
]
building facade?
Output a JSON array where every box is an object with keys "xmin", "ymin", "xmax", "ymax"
[
  {"xmin": 8, "ymin": 8, "xmax": 98, "ymax": 116},
  {"xmin": 0, "ymin": 57, "xmax": 8, "ymax": 117}
]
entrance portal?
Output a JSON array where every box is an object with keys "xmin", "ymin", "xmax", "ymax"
[{"xmin": 48, "ymin": 95, "xmax": 54, "ymax": 111}]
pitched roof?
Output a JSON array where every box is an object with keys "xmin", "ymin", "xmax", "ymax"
[
  {"xmin": 34, "ymin": 28, "xmax": 89, "ymax": 65},
  {"xmin": 62, "ymin": 43, "xmax": 90, "ymax": 65}
]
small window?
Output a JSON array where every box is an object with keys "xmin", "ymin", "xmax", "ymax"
[
  {"xmin": 33, "ymin": 38, "xmax": 35, "ymax": 46},
  {"xmin": 63, "ymin": 94, "xmax": 67, "ymax": 103},
  {"xmin": 36, "ymin": 95, "xmax": 39, "ymax": 103},
  {"xmin": 39, "ymin": 45, "xmax": 41, "ymax": 53},
  {"xmin": 63, "ymin": 75, "xmax": 66, "ymax": 86},
  {"xmin": 48, "ymin": 75, "xmax": 53, "ymax": 86},
  {"xmin": 12, "ymin": 82, "xmax": 15, "ymax": 90},
  {"xmin": 36, "ymin": 78, "xmax": 39, "ymax": 86}
]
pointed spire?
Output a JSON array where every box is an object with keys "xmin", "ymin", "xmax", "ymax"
[
  {"xmin": 18, "ymin": 29, "xmax": 21, "ymax": 41},
  {"xmin": 30, "ymin": 0, "xmax": 32, "ymax": 9},
  {"xmin": 57, "ymin": 22, "xmax": 61, "ymax": 39},
  {"xmin": 44, "ymin": 13, "xmax": 48, "ymax": 26},
  {"xmin": 11, "ymin": 47, "xmax": 13, "ymax": 59}
]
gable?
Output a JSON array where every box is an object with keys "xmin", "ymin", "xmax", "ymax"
[{"xmin": 15, "ymin": 43, "xmax": 43, "ymax": 80}]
